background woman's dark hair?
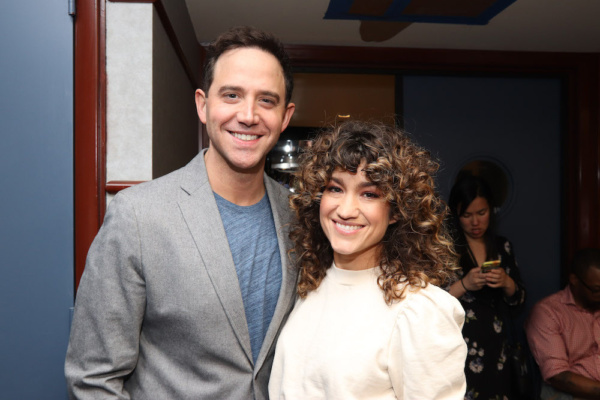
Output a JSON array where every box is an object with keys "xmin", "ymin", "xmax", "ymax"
[
  {"xmin": 202, "ymin": 25, "xmax": 294, "ymax": 105},
  {"xmin": 289, "ymin": 120, "xmax": 458, "ymax": 304},
  {"xmin": 448, "ymin": 174, "xmax": 499, "ymax": 260}
]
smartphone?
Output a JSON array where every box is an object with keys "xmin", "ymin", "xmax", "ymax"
[{"xmin": 481, "ymin": 259, "xmax": 501, "ymax": 273}]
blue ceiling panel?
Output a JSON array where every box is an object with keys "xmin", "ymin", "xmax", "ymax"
[{"xmin": 324, "ymin": 0, "xmax": 517, "ymax": 25}]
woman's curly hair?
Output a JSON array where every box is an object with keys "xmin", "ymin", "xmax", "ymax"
[{"xmin": 289, "ymin": 120, "xmax": 458, "ymax": 304}]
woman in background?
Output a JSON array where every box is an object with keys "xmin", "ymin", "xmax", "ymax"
[
  {"xmin": 447, "ymin": 175, "xmax": 526, "ymax": 400},
  {"xmin": 269, "ymin": 120, "xmax": 467, "ymax": 399}
]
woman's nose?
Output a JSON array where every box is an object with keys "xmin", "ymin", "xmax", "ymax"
[{"xmin": 336, "ymin": 195, "xmax": 359, "ymax": 219}]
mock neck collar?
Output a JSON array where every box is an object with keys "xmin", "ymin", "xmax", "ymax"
[{"xmin": 329, "ymin": 263, "xmax": 378, "ymax": 286}]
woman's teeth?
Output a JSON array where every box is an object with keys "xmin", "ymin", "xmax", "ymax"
[{"xmin": 336, "ymin": 222, "xmax": 361, "ymax": 231}]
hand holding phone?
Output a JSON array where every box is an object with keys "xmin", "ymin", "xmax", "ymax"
[{"xmin": 481, "ymin": 259, "xmax": 501, "ymax": 273}]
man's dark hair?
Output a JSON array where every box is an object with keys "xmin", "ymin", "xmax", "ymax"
[
  {"xmin": 571, "ymin": 248, "xmax": 600, "ymax": 277},
  {"xmin": 202, "ymin": 26, "xmax": 294, "ymax": 105}
]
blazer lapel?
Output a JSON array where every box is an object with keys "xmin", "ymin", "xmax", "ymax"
[
  {"xmin": 177, "ymin": 152, "xmax": 253, "ymax": 363},
  {"xmin": 255, "ymin": 176, "xmax": 298, "ymax": 370}
]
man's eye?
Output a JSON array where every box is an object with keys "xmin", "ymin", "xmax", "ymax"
[{"xmin": 259, "ymin": 98, "xmax": 277, "ymax": 107}]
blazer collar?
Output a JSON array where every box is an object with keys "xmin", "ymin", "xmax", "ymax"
[
  {"xmin": 177, "ymin": 151, "xmax": 298, "ymax": 370},
  {"xmin": 178, "ymin": 150, "xmax": 253, "ymax": 362}
]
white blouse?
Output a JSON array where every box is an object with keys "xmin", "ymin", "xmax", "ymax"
[{"xmin": 269, "ymin": 264, "xmax": 467, "ymax": 399}]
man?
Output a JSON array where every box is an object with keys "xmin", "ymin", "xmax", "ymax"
[
  {"xmin": 526, "ymin": 248, "xmax": 600, "ymax": 400},
  {"xmin": 65, "ymin": 26, "xmax": 297, "ymax": 399}
]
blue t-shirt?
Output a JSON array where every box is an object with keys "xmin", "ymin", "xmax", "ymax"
[{"xmin": 214, "ymin": 191, "xmax": 282, "ymax": 364}]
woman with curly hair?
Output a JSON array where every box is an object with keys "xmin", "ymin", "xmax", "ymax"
[{"xmin": 269, "ymin": 120, "xmax": 467, "ymax": 399}]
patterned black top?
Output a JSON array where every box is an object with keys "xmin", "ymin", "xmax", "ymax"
[{"xmin": 456, "ymin": 236, "xmax": 526, "ymax": 400}]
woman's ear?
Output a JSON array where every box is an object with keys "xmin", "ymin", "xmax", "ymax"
[
  {"xmin": 388, "ymin": 211, "xmax": 398, "ymax": 225},
  {"xmin": 455, "ymin": 202, "xmax": 463, "ymax": 217}
]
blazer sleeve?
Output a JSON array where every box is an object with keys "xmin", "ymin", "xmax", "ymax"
[
  {"xmin": 65, "ymin": 192, "xmax": 146, "ymax": 399},
  {"xmin": 389, "ymin": 286, "xmax": 467, "ymax": 400}
]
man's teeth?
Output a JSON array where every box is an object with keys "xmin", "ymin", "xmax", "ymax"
[
  {"xmin": 336, "ymin": 222, "xmax": 361, "ymax": 231},
  {"xmin": 232, "ymin": 132, "xmax": 258, "ymax": 141}
]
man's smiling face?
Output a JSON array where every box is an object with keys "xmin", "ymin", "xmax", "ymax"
[{"xmin": 196, "ymin": 47, "xmax": 295, "ymax": 174}]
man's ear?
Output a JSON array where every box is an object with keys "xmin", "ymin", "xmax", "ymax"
[
  {"xmin": 568, "ymin": 273, "xmax": 578, "ymax": 287},
  {"xmin": 195, "ymin": 89, "xmax": 207, "ymax": 124},
  {"xmin": 280, "ymin": 102, "xmax": 295, "ymax": 132}
]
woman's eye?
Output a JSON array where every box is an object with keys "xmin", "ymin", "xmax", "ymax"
[
  {"xmin": 327, "ymin": 185, "xmax": 342, "ymax": 193},
  {"xmin": 363, "ymin": 192, "xmax": 380, "ymax": 199}
]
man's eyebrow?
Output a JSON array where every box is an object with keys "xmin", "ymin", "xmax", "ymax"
[
  {"xmin": 216, "ymin": 86, "xmax": 281, "ymax": 103},
  {"xmin": 216, "ymin": 85, "xmax": 242, "ymax": 95}
]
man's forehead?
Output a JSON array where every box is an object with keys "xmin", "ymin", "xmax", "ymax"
[{"xmin": 211, "ymin": 47, "xmax": 285, "ymax": 90}]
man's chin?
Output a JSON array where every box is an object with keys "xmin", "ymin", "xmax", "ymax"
[{"xmin": 226, "ymin": 157, "xmax": 265, "ymax": 175}]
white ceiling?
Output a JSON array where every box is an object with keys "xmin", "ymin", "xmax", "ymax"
[{"xmin": 185, "ymin": 0, "xmax": 600, "ymax": 53}]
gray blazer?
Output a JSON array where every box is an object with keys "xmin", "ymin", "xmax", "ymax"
[{"xmin": 65, "ymin": 152, "xmax": 298, "ymax": 399}]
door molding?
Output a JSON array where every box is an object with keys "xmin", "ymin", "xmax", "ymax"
[{"xmin": 74, "ymin": 0, "xmax": 107, "ymax": 290}]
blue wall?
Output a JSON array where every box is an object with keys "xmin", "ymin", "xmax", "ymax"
[
  {"xmin": 0, "ymin": 1, "xmax": 74, "ymax": 398},
  {"xmin": 403, "ymin": 75, "xmax": 562, "ymax": 317}
]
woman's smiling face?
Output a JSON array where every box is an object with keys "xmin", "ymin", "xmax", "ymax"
[{"xmin": 319, "ymin": 162, "xmax": 395, "ymax": 270}]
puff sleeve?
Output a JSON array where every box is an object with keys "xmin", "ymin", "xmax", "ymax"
[{"xmin": 388, "ymin": 286, "xmax": 467, "ymax": 399}]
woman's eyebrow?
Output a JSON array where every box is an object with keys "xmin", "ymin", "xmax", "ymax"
[{"xmin": 358, "ymin": 181, "xmax": 377, "ymax": 189}]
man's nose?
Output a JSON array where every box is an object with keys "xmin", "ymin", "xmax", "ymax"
[{"xmin": 237, "ymin": 101, "xmax": 259, "ymax": 126}]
